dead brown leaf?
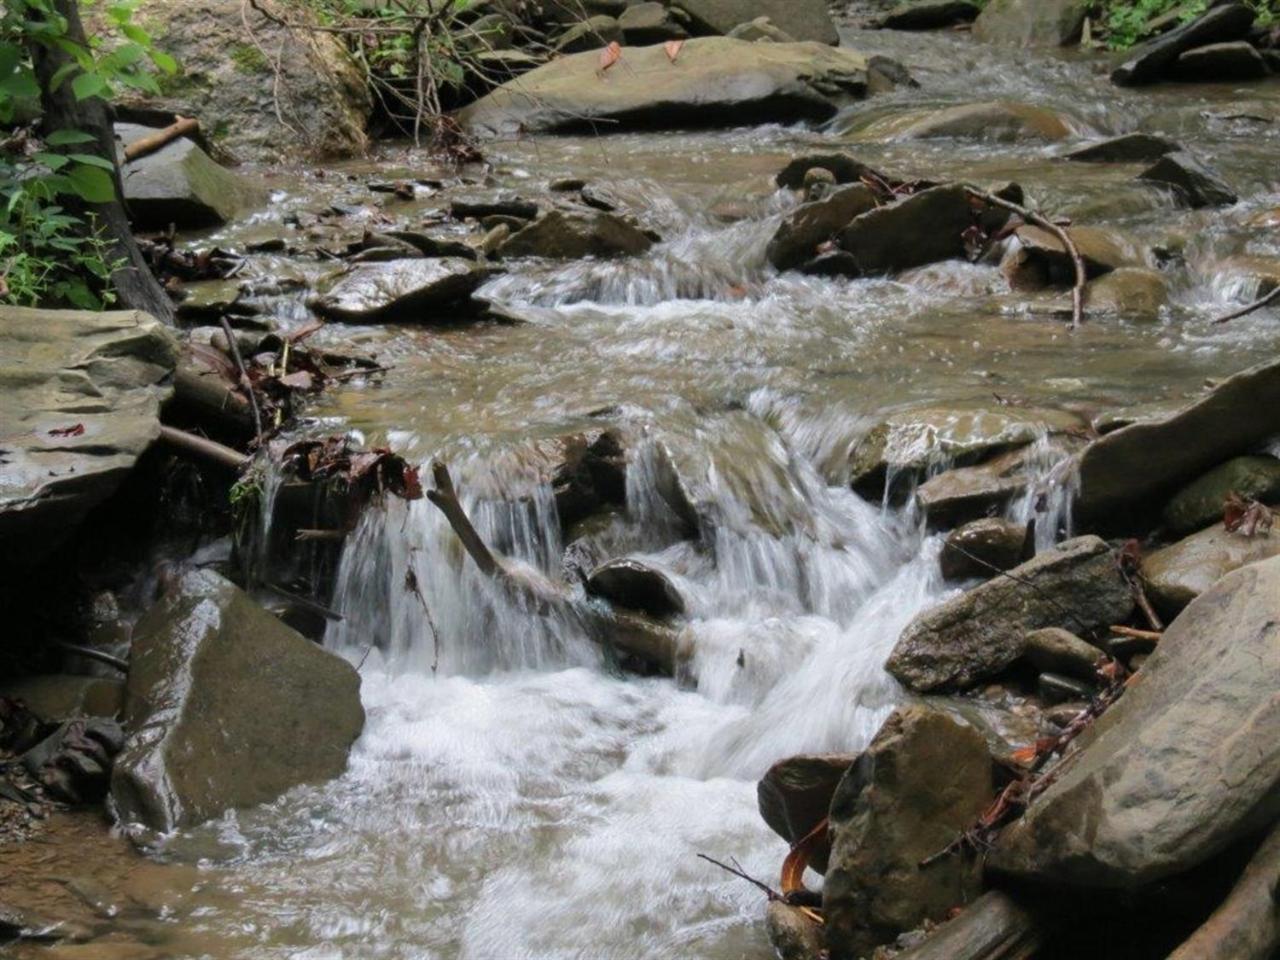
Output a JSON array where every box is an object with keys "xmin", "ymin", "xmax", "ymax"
[
  {"xmin": 664, "ymin": 39, "xmax": 684, "ymax": 63},
  {"xmin": 598, "ymin": 41, "xmax": 622, "ymax": 74}
]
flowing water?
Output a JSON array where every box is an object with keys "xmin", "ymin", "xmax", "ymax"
[{"xmin": 18, "ymin": 23, "xmax": 1280, "ymax": 960}]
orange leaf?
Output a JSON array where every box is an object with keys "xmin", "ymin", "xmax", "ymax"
[
  {"xmin": 664, "ymin": 39, "xmax": 684, "ymax": 63},
  {"xmin": 598, "ymin": 41, "xmax": 622, "ymax": 73}
]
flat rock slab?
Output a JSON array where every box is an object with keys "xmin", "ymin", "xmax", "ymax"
[
  {"xmin": 0, "ymin": 307, "xmax": 178, "ymax": 568},
  {"xmin": 1112, "ymin": 3, "xmax": 1257, "ymax": 86},
  {"xmin": 670, "ymin": 0, "xmax": 838, "ymax": 44},
  {"xmin": 886, "ymin": 536, "xmax": 1133, "ymax": 692},
  {"xmin": 1142, "ymin": 524, "xmax": 1280, "ymax": 618},
  {"xmin": 1074, "ymin": 358, "xmax": 1280, "ymax": 528},
  {"xmin": 312, "ymin": 258, "xmax": 492, "ymax": 322},
  {"xmin": 990, "ymin": 555, "xmax": 1280, "ymax": 889},
  {"xmin": 1176, "ymin": 41, "xmax": 1270, "ymax": 81},
  {"xmin": 111, "ymin": 569, "xmax": 364, "ymax": 832},
  {"xmin": 498, "ymin": 210, "xmax": 653, "ymax": 259},
  {"xmin": 458, "ymin": 38, "xmax": 884, "ymax": 137}
]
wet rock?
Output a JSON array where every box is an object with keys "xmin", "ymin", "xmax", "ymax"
[
  {"xmin": 757, "ymin": 753, "xmax": 858, "ymax": 873},
  {"xmin": 586, "ymin": 558, "xmax": 686, "ymax": 619},
  {"xmin": 766, "ymin": 901, "xmax": 824, "ymax": 960},
  {"xmin": 0, "ymin": 677, "xmax": 124, "ymax": 722},
  {"xmin": 498, "ymin": 210, "xmax": 653, "ymax": 259},
  {"xmin": 619, "ymin": 2, "xmax": 688, "ymax": 44},
  {"xmin": 1064, "ymin": 132, "xmax": 1182, "ymax": 163},
  {"xmin": 875, "ymin": 1, "xmax": 980, "ymax": 31},
  {"xmin": 1022, "ymin": 627, "xmax": 1102, "ymax": 681},
  {"xmin": 1003, "ymin": 224, "xmax": 1147, "ymax": 289},
  {"xmin": 552, "ymin": 14, "xmax": 622, "ymax": 53},
  {"xmin": 669, "ymin": 0, "xmax": 838, "ymax": 45},
  {"xmin": 917, "ymin": 442, "xmax": 1075, "ymax": 528},
  {"xmin": 1163, "ymin": 455, "xmax": 1280, "ymax": 536},
  {"xmin": 921, "ymin": 695, "xmax": 1039, "ymax": 766},
  {"xmin": 459, "ymin": 38, "xmax": 889, "ymax": 136},
  {"xmin": 990, "ymin": 555, "xmax": 1280, "ymax": 888},
  {"xmin": 550, "ymin": 428, "xmax": 628, "ymax": 528},
  {"xmin": 824, "ymin": 706, "xmax": 993, "ymax": 960},
  {"xmin": 971, "ymin": 0, "xmax": 1090, "ymax": 46},
  {"xmin": 311, "ymin": 259, "xmax": 492, "ymax": 323},
  {"xmin": 775, "ymin": 153, "xmax": 889, "ymax": 190},
  {"xmin": 726, "ymin": 16, "xmax": 794, "ymax": 43},
  {"xmin": 939, "ymin": 518, "xmax": 1027, "ymax": 581},
  {"xmin": 858, "ymin": 101, "xmax": 1076, "ymax": 142},
  {"xmin": 766, "ymin": 184, "xmax": 878, "ymax": 271},
  {"xmin": 1218, "ymin": 254, "xmax": 1280, "ymax": 298},
  {"xmin": 835, "ymin": 185, "xmax": 979, "ymax": 277},
  {"xmin": 1085, "ymin": 267, "xmax": 1169, "ymax": 321},
  {"xmin": 20, "ymin": 717, "xmax": 123, "ymax": 804},
  {"xmin": 88, "ymin": 0, "xmax": 371, "ymax": 162},
  {"xmin": 377, "ymin": 230, "xmax": 478, "ymax": 260},
  {"xmin": 1138, "ymin": 151, "xmax": 1237, "ymax": 208},
  {"xmin": 849, "ymin": 404, "xmax": 1083, "ymax": 499},
  {"xmin": 1074, "ymin": 358, "xmax": 1280, "ymax": 529},
  {"xmin": 0, "ymin": 307, "xmax": 178, "ymax": 569},
  {"xmin": 116, "ymin": 123, "xmax": 267, "ymax": 229},
  {"xmin": 1038, "ymin": 671, "xmax": 1094, "ymax": 703},
  {"xmin": 1176, "ymin": 40, "xmax": 1270, "ymax": 80},
  {"xmin": 450, "ymin": 196, "xmax": 539, "ymax": 221},
  {"xmin": 110, "ymin": 570, "xmax": 363, "ymax": 832},
  {"xmin": 886, "ymin": 536, "xmax": 1133, "ymax": 692},
  {"xmin": 1142, "ymin": 523, "xmax": 1280, "ymax": 618},
  {"xmin": 1112, "ymin": 3, "xmax": 1257, "ymax": 86}
]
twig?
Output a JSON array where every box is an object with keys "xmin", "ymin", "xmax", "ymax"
[
  {"xmin": 56, "ymin": 642, "xmax": 127, "ymax": 673},
  {"xmin": 159, "ymin": 425, "xmax": 250, "ymax": 471},
  {"xmin": 1109, "ymin": 625, "xmax": 1162, "ymax": 642},
  {"xmin": 263, "ymin": 581, "xmax": 344, "ymax": 621},
  {"xmin": 965, "ymin": 186, "xmax": 1087, "ymax": 328},
  {"xmin": 697, "ymin": 853, "xmax": 781, "ymax": 901},
  {"xmin": 219, "ymin": 317, "xmax": 263, "ymax": 439},
  {"xmin": 405, "ymin": 562, "xmax": 443, "ymax": 675},
  {"xmin": 1213, "ymin": 285, "xmax": 1280, "ymax": 324}
]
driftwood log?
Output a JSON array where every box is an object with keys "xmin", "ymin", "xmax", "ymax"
[
  {"xmin": 893, "ymin": 891, "xmax": 1041, "ymax": 960},
  {"xmin": 123, "ymin": 116, "xmax": 199, "ymax": 163},
  {"xmin": 1167, "ymin": 821, "xmax": 1280, "ymax": 960},
  {"xmin": 426, "ymin": 461, "xmax": 685, "ymax": 674}
]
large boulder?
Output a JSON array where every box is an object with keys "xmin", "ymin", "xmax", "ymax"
[
  {"xmin": 669, "ymin": 0, "xmax": 838, "ymax": 44},
  {"xmin": 498, "ymin": 210, "xmax": 653, "ymax": 259},
  {"xmin": 989, "ymin": 555, "xmax": 1280, "ymax": 888},
  {"xmin": 824, "ymin": 706, "xmax": 993, "ymax": 959},
  {"xmin": 92, "ymin": 0, "xmax": 371, "ymax": 161},
  {"xmin": 117, "ymin": 123, "xmax": 267, "ymax": 229},
  {"xmin": 971, "ymin": 0, "xmax": 1090, "ymax": 46},
  {"xmin": 0, "ymin": 307, "xmax": 178, "ymax": 569},
  {"xmin": 110, "ymin": 570, "xmax": 364, "ymax": 832},
  {"xmin": 1142, "ymin": 523, "xmax": 1280, "ymax": 618},
  {"xmin": 767, "ymin": 184, "xmax": 878, "ymax": 271},
  {"xmin": 886, "ymin": 536, "xmax": 1133, "ymax": 692},
  {"xmin": 1112, "ymin": 3, "xmax": 1257, "ymax": 86},
  {"xmin": 1074, "ymin": 359, "xmax": 1280, "ymax": 529},
  {"xmin": 458, "ymin": 38, "xmax": 893, "ymax": 136},
  {"xmin": 1162, "ymin": 456, "xmax": 1280, "ymax": 536},
  {"xmin": 311, "ymin": 259, "xmax": 493, "ymax": 322}
]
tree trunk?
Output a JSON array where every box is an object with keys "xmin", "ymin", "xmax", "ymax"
[{"xmin": 29, "ymin": 0, "xmax": 175, "ymax": 322}]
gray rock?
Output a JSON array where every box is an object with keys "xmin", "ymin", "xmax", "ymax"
[
  {"xmin": 824, "ymin": 706, "xmax": 993, "ymax": 959},
  {"xmin": 876, "ymin": 1, "xmax": 981, "ymax": 31},
  {"xmin": 1112, "ymin": 3, "xmax": 1257, "ymax": 86},
  {"xmin": 939, "ymin": 518, "xmax": 1028, "ymax": 581},
  {"xmin": 1142, "ymin": 523, "xmax": 1280, "ymax": 618},
  {"xmin": 836, "ymin": 185, "xmax": 973, "ymax": 276},
  {"xmin": 117, "ymin": 124, "xmax": 267, "ymax": 229},
  {"xmin": 989, "ymin": 555, "xmax": 1280, "ymax": 888},
  {"xmin": 0, "ymin": 676, "xmax": 125, "ymax": 722},
  {"xmin": 459, "ymin": 38, "xmax": 887, "ymax": 136},
  {"xmin": 1023, "ymin": 627, "xmax": 1103, "ymax": 681},
  {"xmin": 670, "ymin": 0, "xmax": 838, "ymax": 44},
  {"xmin": 1163, "ymin": 456, "xmax": 1280, "ymax": 536},
  {"xmin": 775, "ymin": 153, "xmax": 889, "ymax": 190},
  {"xmin": 971, "ymin": 0, "xmax": 1090, "ymax": 46},
  {"xmin": 110, "ymin": 570, "xmax": 364, "ymax": 832},
  {"xmin": 498, "ymin": 210, "xmax": 653, "ymax": 259},
  {"xmin": 767, "ymin": 184, "xmax": 878, "ymax": 271},
  {"xmin": 586, "ymin": 558, "xmax": 686, "ymax": 618},
  {"xmin": 619, "ymin": 2, "xmax": 688, "ymax": 43},
  {"xmin": 1176, "ymin": 40, "xmax": 1270, "ymax": 81},
  {"xmin": 312, "ymin": 258, "xmax": 492, "ymax": 322},
  {"xmin": 726, "ymin": 16, "xmax": 794, "ymax": 43},
  {"xmin": 0, "ymin": 307, "xmax": 178, "ymax": 568},
  {"xmin": 757, "ymin": 753, "xmax": 858, "ymax": 873},
  {"xmin": 1074, "ymin": 358, "xmax": 1280, "ymax": 529},
  {"xmin": 1065, "ymin": 132, "xmax": 1182, "ymax": 163},
  {"xmin": 886, "ymin": 536, "xmax": 1133, "ymax": 692},
  {"xmin": 1138, "ymin": 151, "xmax": 1237, "ymax": 208},
  {"xmin": 552, "ymin": 14, "xmax": 622, "ymax": 52}
]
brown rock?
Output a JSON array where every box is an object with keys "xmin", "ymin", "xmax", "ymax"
[{"xmin": 757, "ymin": 753, "xmax": 857, "ymax": 873}]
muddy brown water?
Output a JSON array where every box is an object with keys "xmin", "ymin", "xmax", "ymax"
[{"xmin": 5, "ymin": 23, "xmax": 1280, "ymax": 960}]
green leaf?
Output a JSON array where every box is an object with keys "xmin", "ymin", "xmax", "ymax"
[
  {"xmin": 66, "ymin": 164, "xmax": 115, "ymax": 203},
  {"xmin": 45, "ymin": 128, "xmax": 96, "ymax": 145},
  {"xmin": 33, "ymin": 151, "xmax": 70, "ymax": 171},
  {"xmin": 66, "ymin": 152, "xmax": 116, "ymax": 170},
  {"xmin": 0, "ymin": 70, "xmax": 40, "ymax": 99},
  {"xmin": 71, "ymin": 70, "xmax": 108, "ymax": 101},
  {"xmin": 150, "ymin": 50, "xmax": 177, "ymax": 75}
]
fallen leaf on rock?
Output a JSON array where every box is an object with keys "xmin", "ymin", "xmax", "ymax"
[
  {"xmin": 598, "ymin": 41, "xmax": 622, "ymax": 74},
  {"xmin": 48, "ymin": 424, "xmax": 85, "ymax": 438},
  {"xmin": 665, "ymin": 40, "xmax": 684, "ymax": 63},
  {"xmin": 1224, "ymin": 492, "xmax": 1275, "ymax": 537}
]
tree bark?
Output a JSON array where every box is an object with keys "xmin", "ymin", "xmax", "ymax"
[{"xmin": 30, "ymin": 0, "xmax": 175, "ymax": 322}]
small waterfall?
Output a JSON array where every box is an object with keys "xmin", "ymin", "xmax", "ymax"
[{"xmin": 1005, "ymin": 435, "xmax": 1079, "ymax": 550}]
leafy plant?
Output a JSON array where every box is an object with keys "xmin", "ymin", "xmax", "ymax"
[
  {"xmin": 0, "ymin": 0, "xmax": 176, "ymax": 308},
  {"xmin": 1103, "ymin": 0, "xmax": 1280, "ymax": 48}
]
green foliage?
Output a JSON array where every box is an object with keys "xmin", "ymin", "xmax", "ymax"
[
  {"xmin": 1103, "ymin": 0, "xmax": 1280, "ymax": 49},
  {"xmin": 0, "ymin": 0, "xmax": 176, "ymax": 308}
]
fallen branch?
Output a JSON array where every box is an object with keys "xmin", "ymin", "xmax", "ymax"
[
  {"xmin": 56, "ymin": 642, "xmax": 128, "ymax": 673},
  {"xmin": 1213, "ymin": 285, "xmax": 1280, "ymax": 324},
  {"xmin": 965, "ymin": 186, "xmax": 1087, "ymax": 328},
  {"xmin": 263, "ymin": 581, "xmax": 344, "ymax": 622},
  {"xmin": 219, "ymin": 317, "xmax": 264, "ymax": 440},
  {"xmin": 1109, "ymin": 625, "xmax": 1162, "ymax": 642},
  {"xmin": 697, "ymin": 853, "xmax": 781, "ymax": 901},
  {"xmin": 123, "ymin": 116, "xmax": 199, "ymax": 162},
  {"xmin": 159, "ymin": 425, "xmax": 250, "ymax": 471}
]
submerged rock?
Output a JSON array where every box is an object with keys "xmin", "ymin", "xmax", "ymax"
[
  {"xmin": 1085, "ymin": 267, "xmax": 1169, "ymax": 321},
  {"xmin": 939, "ymin": 518, "xmax": 1027, "ymax": 581},
  {"xmin": 0, "ymin": 307, "xmax": 178, "ymax": 568},
  {"xmin": 311, "ymin": 259, "xmax": 492, "ymax": 322},
  {"xmin": 459, "ymin": 38, "xmax": 892, "ymax": 136},
  {"xmin": 990, "ymin": 555, "xmax": 1280, "ymax": 888},
  {"xmin": 875, "ymin": 1, "xmax": 980, "ymax": 31},
  {"xmin": 1138, "ymin": 151, "xmax": 1237, "ymax": 208},
  {"xmin": 1065, "ymin": 132, "xmax": 1182, "ymax": 163},
  {"xmin": 586, "ymin": 558, "xmax": 686, "ymax": 619},
  {"xmin": 498, "ymin": 210, "xmax": 653, "ymax": 259},
  {"xmin": 857, "ymin": 101, "xmax": 1076, "ymax": 142},
  {"xmin": 1112, "ymin": 3, "xmax": 1257, "ymax": 86},
  {"xmin": 757, "ymin": 753, "xmax": 858, "ymax": 873},
  {"xmin": 767, "ymin": 184, "xmax": 878, "ymax": 271},
  {"xmin": 1142, "ymin": 523, "xmax": 1280, "ymax": 618},
  {"xmin": 669, "ymin": 0, "xmax": 838, "ymax": 44},
  {"xmin": 886, "ymin": 536, "xmax": 1132, "ymax": 692},
  {"xmin": 1162, "ymin": 455, "xmax": 1280, "ymax": 536},
  {"xmin": 110, "ymin": 570, "xmax": 364, "ymax": 832},
  {"xmin": 117, "ymin": 123, "xmax": 267, "ymax": 229},
  {"xmin": 972, "ymin": 0, "xmax": 1089, "ymax": 46},
  {"xmin": 824, "ymin": 706, "xmax": 993, "ymax": 960}
]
